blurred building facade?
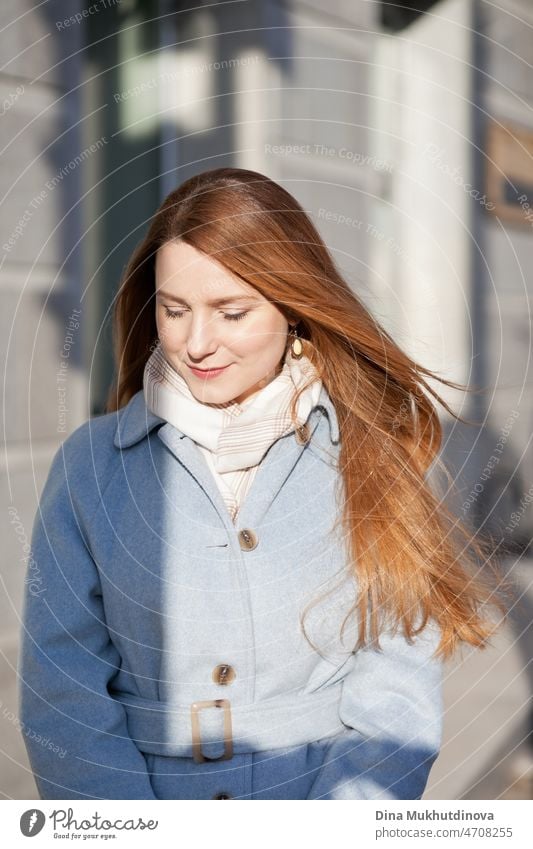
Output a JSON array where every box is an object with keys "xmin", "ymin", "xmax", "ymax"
[{"xmin": 1, "ymin": 0, "xmax": 531, "ymax": 799}]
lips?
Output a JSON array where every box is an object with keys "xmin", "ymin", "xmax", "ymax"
[
  {"xmin": 188, "ymin": 365, "xmax": 228, "ymax": 372},
  {"xmin": 189, "ymin": 366, "xmax": 227, "ymax": 372},
  {"xmin": 187, "ymin": 364, "xmax": 230, "ymax": 378}
]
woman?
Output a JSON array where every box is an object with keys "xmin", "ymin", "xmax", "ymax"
[{"xmin": 19, "ymin": 167, "xmax": 506, "ymax": 800}]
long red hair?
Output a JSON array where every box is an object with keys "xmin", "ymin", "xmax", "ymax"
[{"xmin": 106, "ymin": 167, "xmax": 509, "ymax": 660}]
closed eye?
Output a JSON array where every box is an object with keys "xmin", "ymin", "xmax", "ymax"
[{"xmin": 163, "ymin": 307, "xmax": 249, "ymax": 322}]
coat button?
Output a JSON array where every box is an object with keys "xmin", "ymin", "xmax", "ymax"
[
  {"xmin": 212, "ymin": 663, "xmax": 236, "ymax": 685},
  {"xmin": 295, "ymin": 423, "xmax": 311, "ymax": 444},
  {"xmin": 212, "ymin": 792, "xmax": 232, "ymax": 799},
  {"xmin": 238, "ymin": 528, "xmax": 258, "ymax": 551}
]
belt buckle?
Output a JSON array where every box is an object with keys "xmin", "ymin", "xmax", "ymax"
[{"xmin": 190, "ymin": 698, "xmax": 233, "ymax": 764}]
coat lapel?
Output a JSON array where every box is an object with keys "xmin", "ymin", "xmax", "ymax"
[{"xmin": 113, "ymin": 386, "xmax": 340, "ymax": 532}]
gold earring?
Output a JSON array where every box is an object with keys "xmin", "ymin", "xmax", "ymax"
[{"xmin": 289, "ymin": 325, "xmax": 303, "ymax": 359}]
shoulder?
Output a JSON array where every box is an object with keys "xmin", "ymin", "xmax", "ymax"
[
  {"xmin": 44, "ymin": 391, "xmax": 164, "ymax": 518},
  {"xmin": 60, "ymin": 389, "xmax": 163, "ymax": 459},
  {"xmin": 57, "ymin": 401, "xmax": 122, "ymax": 471}
]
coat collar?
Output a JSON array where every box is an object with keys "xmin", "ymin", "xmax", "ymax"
[
  {"xmin": 113, "ymin": 383, "xmax": 340, "ymax": 456},
  {"xmin": 113, "ymin": 385, "xmax": 340, "ymax": 534}
]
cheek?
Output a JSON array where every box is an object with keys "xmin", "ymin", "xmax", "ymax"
[
  {"xmin": 240, "ymin": 314, "xmax": 286, "ymax": 347},
  {"xmin": 232, "ymin": 325, "xmax": 268, "ymax": 357},
  {"xmin": 157, "ymin": 316, "xmax": 183, "ymax": 351}
]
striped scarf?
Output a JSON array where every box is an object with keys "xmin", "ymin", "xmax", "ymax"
[{"xmin": 143, "ymin": 342, "xmax": 322, "ymax": 523}]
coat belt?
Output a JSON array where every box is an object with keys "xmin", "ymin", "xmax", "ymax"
[{"xmin": 112, "ymin": 683, "xmax": 347, "ymax": 761}]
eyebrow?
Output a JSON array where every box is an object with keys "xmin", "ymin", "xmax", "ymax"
[{"xmin": 155, "ymin": 290, "xmax": 260, "ymax": 306}]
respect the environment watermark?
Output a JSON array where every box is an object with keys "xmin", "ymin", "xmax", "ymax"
[
  {"xmin": 2, "ymin": 138, "xmax": 108, "ymax": 256},
  {"xmin": 113, "ymin": 54, "xmax": 261, "ymax": 103}
]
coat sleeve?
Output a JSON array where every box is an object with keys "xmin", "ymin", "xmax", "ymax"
[
  {"xmin": 306, "ymin": 620, "xmax": 443, "ymax": 800},
  {"xmin": 18, "ymin": 443, "xmax": 157, "ymax": 800}
]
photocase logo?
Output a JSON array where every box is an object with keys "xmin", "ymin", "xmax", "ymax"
[{"xmin": 20, "ymin": 809, "xmax": 45, "ymax": 836}]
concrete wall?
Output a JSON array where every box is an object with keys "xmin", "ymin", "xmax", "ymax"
[
  {"xmin": 0, "ymin": 0, "xmax": 89, "ymax": 799},
  {"xmin": 478, "ymin": 0, "xmax": 533, "ymax": 545},
  {"xmin": 1, "ymin": 0, "xmax": 531, "ymax": 801}
]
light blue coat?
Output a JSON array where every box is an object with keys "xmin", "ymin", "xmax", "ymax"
[{"xmin": 18, "ymin": 385, "xmax": 443, "ymax": 800}]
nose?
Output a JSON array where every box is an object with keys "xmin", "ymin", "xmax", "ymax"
[{"xmin": 186, "ymin": 313, "xmax": 219, "ymax": 360}]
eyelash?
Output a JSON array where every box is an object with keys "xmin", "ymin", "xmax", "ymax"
[{"xmin": 163, "ymin": 307, "xmax": 249, "ymax": 322}]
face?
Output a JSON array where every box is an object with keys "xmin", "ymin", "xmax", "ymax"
[{"xmin": 154, "ymin": 240, "xmax": 293, "ymax": 405}]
